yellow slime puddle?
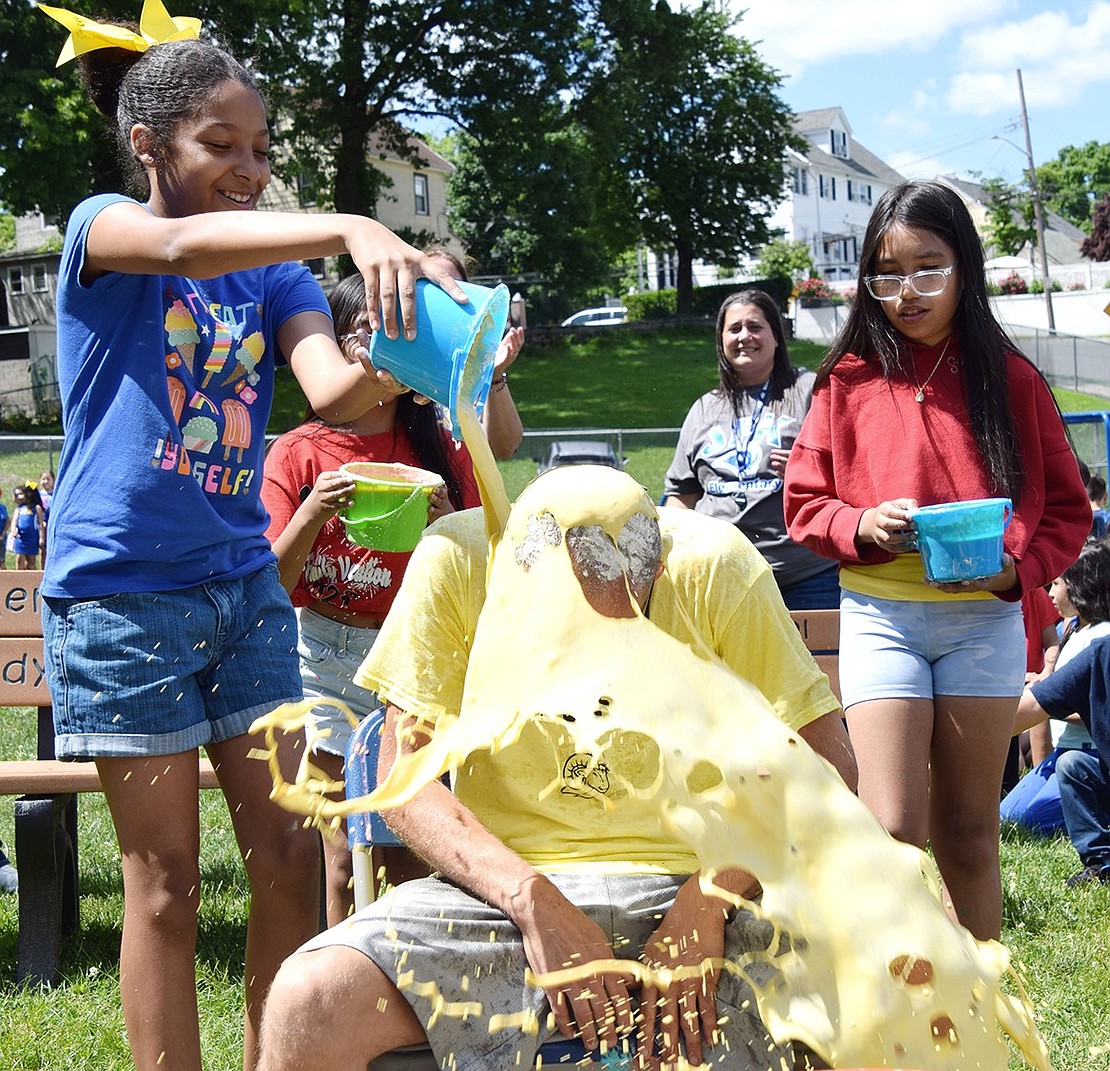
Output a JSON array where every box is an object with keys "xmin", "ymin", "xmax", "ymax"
[{"xmin": 252, "ymin": 392, "xmax": 1051, "ymax": 1071}]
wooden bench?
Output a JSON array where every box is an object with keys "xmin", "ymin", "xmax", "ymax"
[{"xmin": 0, "ymin": 570, "xmax": 220, "ymax": 984}]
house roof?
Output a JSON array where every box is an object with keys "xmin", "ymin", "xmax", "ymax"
[
  {"xmin": 940, "ymin": 175, "xmax": 1086, "ymax": 265},
  {"xmin": 367, "ymin": 129, "xmax": 454, "ymax": 173},
  {"xmin": 794, "ymin": 107, "xmax": 851, "ymax": 136},
  {"xmin": 792, "ymin": 109, "xmax": 905, "ymax": 187}
]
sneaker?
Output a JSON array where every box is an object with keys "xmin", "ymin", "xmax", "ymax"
[
  {"xmin": 0, "ymin": 844, "xmax": 16, "ymax": 894},
  {"xmin": 1065, "ymin": 863, "xmax": 1110, "ymax": 888}
]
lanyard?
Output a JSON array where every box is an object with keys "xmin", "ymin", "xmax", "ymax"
[{"xmin": 732, "ymin": 380, "xmax": 771, "ymax": 468}]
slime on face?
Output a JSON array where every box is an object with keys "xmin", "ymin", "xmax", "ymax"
[{"xmin": 252, "ymin": 367, "xmax": 1052, "ymax": 1071}]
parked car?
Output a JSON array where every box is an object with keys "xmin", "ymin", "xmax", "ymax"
[
  {"xmin": 538, "ymin": 440, "xmax": 624, "ymax": 474},
  {"xmin": 560, "ymin": 306, "xmax": 628, "ymax": 328}
]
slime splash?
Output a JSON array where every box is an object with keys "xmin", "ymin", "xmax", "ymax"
[{"xmin": 252, "ymin": 350, "xmax": 1051, "ymax": 1071}]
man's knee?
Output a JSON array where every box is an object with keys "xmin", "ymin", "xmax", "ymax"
[{"xmin": 260, "ymin": 946, "xmax": 424, "ymax": 1070}]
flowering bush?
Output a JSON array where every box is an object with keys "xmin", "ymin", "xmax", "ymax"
[
  {"xmin": 794, "ymin": 277, "xmax": 835, "ymax": 305},
  {"xmin": 997, "ymin": 272, "xmax": 1028, "ymax": 295},
  {"xmin": 1068, "ymin": 281, "xmax": 1087, "ymax": 291}
]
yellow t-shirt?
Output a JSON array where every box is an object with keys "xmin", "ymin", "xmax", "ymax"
[{"xmin": 358, "ymin": 507, "xmax": 838, "ymax": 871}]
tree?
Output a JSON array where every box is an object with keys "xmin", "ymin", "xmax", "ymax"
[
  {"xmin": 756, "ymin": 239, "xmax": 813, "ymax": 287},
  {"xmin": 0, "ymin": 0, "xmax": 121, "ymax": 222},
  {"xmin": 1036, "ymin": 141, "xmax": 1110, "ymax": 233},
  {"xmin": 1081, "ymin": 194, "xmax": 1110, "ymax": 261},
  {"xmin": 447, "ymin": 121, "xmax": 616, "ymax": 299},
  {"xmin": 1, "ymin": 0, "xmax": 583, "ymax": 226},
  {"xmin": 583, "ymin": 0, "xmax": 798, "ymax": 313},
  {"xmin": 979, "ymin": 176, "xmax": 1036, "ymax": 257}
]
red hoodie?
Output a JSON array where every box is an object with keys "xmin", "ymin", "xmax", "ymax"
[{"xmin": 784, "ymin": 341, "xmax": 1090, "ymax": 602}]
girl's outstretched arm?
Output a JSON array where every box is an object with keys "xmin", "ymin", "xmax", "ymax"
[{"xmin": 83, "ymin": 203, "xmax": 467, "ymax": 338}]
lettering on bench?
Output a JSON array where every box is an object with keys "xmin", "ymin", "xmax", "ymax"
[{"xmin": 0, "ymin": 571, "xmax": 44, "ymax": 639}]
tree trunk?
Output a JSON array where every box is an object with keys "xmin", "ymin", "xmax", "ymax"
[{"xmin": 675, "ymin": 241, "xmax": 695, "ymax": 314}]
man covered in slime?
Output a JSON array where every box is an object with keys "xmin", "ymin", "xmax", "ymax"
[{"xmin": 259, "ymin": 465, "xmax": 857, "ymax": 1070}]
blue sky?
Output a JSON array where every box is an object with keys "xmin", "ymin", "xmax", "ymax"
[{"xmin": 730, "ymin": 0, "xmax": 1105, "ymax": 186}]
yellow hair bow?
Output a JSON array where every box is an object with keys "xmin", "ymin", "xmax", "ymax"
[{"xmin": 38, "ymin": 0, "xmax": 201, "ymax": 67}]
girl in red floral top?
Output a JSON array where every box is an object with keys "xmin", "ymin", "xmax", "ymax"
[{"xmin": 262, "ymin": 274, "xmax": 480, "ymax": 923}]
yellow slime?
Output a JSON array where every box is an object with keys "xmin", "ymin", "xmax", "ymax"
[{"xmin": 252, "ymin": 388, "xmax": 1051, "ymax": 1071}]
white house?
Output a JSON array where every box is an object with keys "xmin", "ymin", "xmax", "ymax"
[{"xmin": 772, "ymin": 107, "xmax": 905, "ymax": 283}]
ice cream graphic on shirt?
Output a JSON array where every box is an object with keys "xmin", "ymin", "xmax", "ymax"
[
  {"xmin": 165, "ymin": 299, "xmax": 201, "ymax": 374},
  {"xmin": 181, "ymin": 415, "xmax": 218, "ymax": 455},
  {"xmin": 221, "ymin": 331, "xmax": 265, "ymax": 387}
]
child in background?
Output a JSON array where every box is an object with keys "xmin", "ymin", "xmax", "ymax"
[
  {"xmin": 37, "ymin": 3, "xmax": 467, "ymax": 1068},
  {"xmin": 39, "ymin": 469, "xmax": 55, "ymax": 569},
  {"xmin": 261, "ymin": 273, "xmax": 481, "ymax": 925},
  {"xmin": 784, "ymin": 179, "xmax": 1090, "ymax": 940},
  {"xmin": 1001, "ymin": 544, "xmax": 1110, "ymax": 839},
  {"xmin": 11, "ymin": 485, "xmax": 45, "ymax": 570}
]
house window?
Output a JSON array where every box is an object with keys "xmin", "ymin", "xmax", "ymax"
[
  {"xmin": 296, "ymin": 174, "xmax": 316, "ymax": 209},
  {"xmin": 32, "ymin": 265, "xmax": 48, "ymax": 293},
  {"xmin": 791, "ymin": 167, "xmax": 808, "ymax": 196},
  {"xmin": 862, "ymin": 184, "xmax": 872, "ymax": 205},
  {"xmin": 830, "ymin": 130, "xmax": 848, "ymax": 158},
  {"xmin": 8, "ymin": 268, "xmax": 23, "ymax": 296},
  {"xmin": 413, "ymin": 173, "xmax": 430, "ymax": 216},
  {"xmin": 819, "ymin": 175, "xmax": 836, "ymax": 200}
]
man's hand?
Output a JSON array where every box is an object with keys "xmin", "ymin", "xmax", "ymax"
[
  {"xmin": 514, "ymin": 878, "xmax": 636, "ymax": 1054},
  {"xmin": 636, "ymin": 875, "xmax": 736, "ymax": 1068}
]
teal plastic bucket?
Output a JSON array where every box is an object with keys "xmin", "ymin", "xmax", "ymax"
[
  {"xmin": 338, "ymin": 462, "xmax": 443, "ymax": 551},
  {"xmin": 910, "ymin": 497, "xmax": 1013, "ymax": 582},
  {"xmin": 368, "ymin": 279, "xmax": 509, "ymax": 438}
]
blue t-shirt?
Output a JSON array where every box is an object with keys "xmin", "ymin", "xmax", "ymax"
[
  {"xmin": 45, "ymin": 193, "xmax": 330, "ymax": 598},
  {"xmin": 1031, "ymin": 637, "xmax": 1110, "ymax": 762}
]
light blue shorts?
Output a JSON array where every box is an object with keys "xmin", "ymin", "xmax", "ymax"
[
  {"xmin": 43, "ymin": 563, "xmax": 302, "ymax": 759},
  {"xmin": 838, "ymin": 591, "xmax": 1024, "ymax": 710},
  {"xmin": 297, "ymin": 607, "xmax": 380, "ymax": 757}
]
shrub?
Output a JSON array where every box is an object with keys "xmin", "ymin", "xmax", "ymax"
[
  {"xmin": 1068, "ymin": 281, "xmax": 1087, "ymax": 291},
  {"xmin": 1029, "ymin": 279, "xmax": 1063, "ymax": 294},
  {"xmin": 624, "ymin": 289, "xmax": 677, "ymax": 320},
  {"xmin": 997, "ymin": 272, "xmax": 1028, "ymax": 295}
]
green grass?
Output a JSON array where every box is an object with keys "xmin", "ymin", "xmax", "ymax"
[{"xmin": 4, "ymin": 699, "xmax": 1110, "ymax": 1070}]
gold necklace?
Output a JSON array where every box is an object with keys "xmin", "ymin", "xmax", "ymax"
[{"xmin": 910, "ymin": 336, "xmax": 951, "ymax": 403}]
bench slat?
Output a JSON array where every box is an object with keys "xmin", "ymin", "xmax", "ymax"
[{"xmin": 0, "ymin": 757, "xmax": 220, "ymax": 795}]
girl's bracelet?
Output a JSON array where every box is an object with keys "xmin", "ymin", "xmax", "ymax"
[{"xmin": 490, "ymin": 374, "xmax": 509, "ymax": 393}]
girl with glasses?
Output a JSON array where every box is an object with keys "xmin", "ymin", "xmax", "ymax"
[{"xmin": 783, "ymin": 179, "xmax": 1090, "ymax": 940}]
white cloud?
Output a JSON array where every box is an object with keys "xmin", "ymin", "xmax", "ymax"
[
  {"xmin": 946, "ymin": 2, "xmax": 1110, "ymax": 115},
  {"xmin": 726, "ymin": 0, "xmax": 1010, "ymax": 76}
]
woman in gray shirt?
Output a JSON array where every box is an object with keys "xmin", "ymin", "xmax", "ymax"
[{"xmin": 664, "ymin": 289, "xmax": 839, "ymax": 609}]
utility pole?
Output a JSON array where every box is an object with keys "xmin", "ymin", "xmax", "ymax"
[{"xmin": 1017, "ymin": 68, "xmax": 1055, "ymax": 332}]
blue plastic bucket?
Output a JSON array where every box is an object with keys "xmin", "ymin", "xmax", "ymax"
[
  {"xmin": 910, "ymin": 497, "xmax": 1013, "ymax": 582},
  {"xmin": 368, "ymin": 279, "xmax": 509, "ymax": 438}
]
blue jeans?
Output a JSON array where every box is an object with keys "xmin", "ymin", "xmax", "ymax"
[
  {"xmin": 1056, "ymin": 748, "xmax": 1110, "ymax": 866},
  {"xmin": 999, "ymin": 749, "xmax": 1069, "ymax": 836},
  {"xmin": 779, "ymin": 565, "xmax": 840, "ymax": 611}
]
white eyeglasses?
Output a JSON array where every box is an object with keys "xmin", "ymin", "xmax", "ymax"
[{"xmin": 863, "ymin": 265, "xmax": 956, "ymax": 301}]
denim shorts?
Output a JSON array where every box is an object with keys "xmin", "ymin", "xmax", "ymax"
[
  {"xmin": 839, "ymin": 591, "xmax": 1024, "ymax": 710},
  {"xmin": 44, "ymin": 563, "xmax": 302, "ymax": 759},
  {"xmin": 297, "ymin": 607, "xmax": 380, "ymax": 757}
]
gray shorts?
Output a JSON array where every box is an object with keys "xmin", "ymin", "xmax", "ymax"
[{"xmin": 298, "ymin": 872, "xmax": 787, "ymax": 1071}]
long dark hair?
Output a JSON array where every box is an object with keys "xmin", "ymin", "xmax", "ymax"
[
  {"xmin": 323, "ymin": 275, "xmax": 466, "ymax": 508},
  {"xmin": 77, "ymin": 37, "xmax": 261, "ymax": 197},
  {"xmin": 1062, "ymin": 540, "xmax": 1110, "ymax": 626},
  {"xmin": 714, "ymin": 289, "xmax": 799, "ymax": 417},
  {"xmin": 817, "ymin": 180, "xmax": 1027, "ymax": 500}
]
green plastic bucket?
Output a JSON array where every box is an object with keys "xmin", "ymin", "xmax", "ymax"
[{"xmin": 339, "ymin": 462, "xmax": 443, "ymax": 551}]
